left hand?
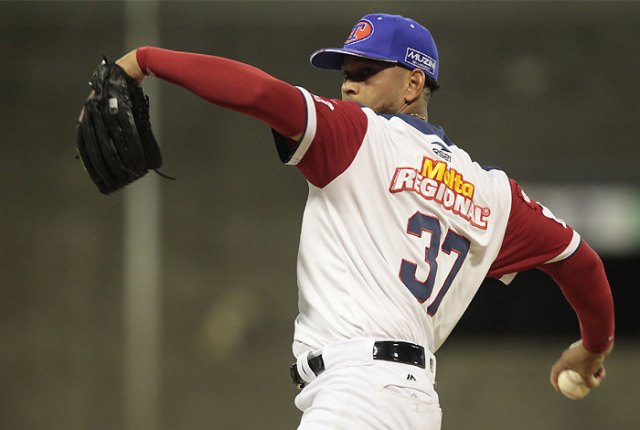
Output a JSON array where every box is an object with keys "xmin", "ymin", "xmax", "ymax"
[
  {"xmin": 78, "ymin": 50, "xmax": 145, "ymax": 124},
  {"xmin": 115, "ymin": 49, "xmax": 146, "ymax": 83},
  {"xmin": 550, "ymin": 339, "xmax": 613, "ymax": 391}
]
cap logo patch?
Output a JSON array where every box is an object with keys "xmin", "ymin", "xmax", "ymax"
[
  {"xmin": 405, "ymin": 48, "xmax": 436, "ymax": 75},
  {"xmin": 345, "ymin": 19, "xmax": 373, "ymax": 45}
]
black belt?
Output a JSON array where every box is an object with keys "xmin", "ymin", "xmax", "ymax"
[{"xmin": 290, "ymin": 341, "xmax": 426, "ymax": 389}]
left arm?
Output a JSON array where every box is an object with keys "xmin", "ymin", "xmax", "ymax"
[{"xmin": 115, "ymin": 47, "xmax": 306, "ymax": 139}]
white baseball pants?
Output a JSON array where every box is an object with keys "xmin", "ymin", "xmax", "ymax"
[{"xmin": 294, "ymin": 338, "xmax": 442, "ymax": 430}]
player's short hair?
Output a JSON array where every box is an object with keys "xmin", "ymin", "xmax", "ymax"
[
  {"xmin": 425, "ymin": 75, "xmax": 440, "ymax": 93},
  {"xmin": 397, "ymin": 64, "xmax": 439, "ymax": 95}
]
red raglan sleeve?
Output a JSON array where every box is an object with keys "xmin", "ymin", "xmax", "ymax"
[
  {"xmin": 136, "ymin": 46, "xmax": 306, "ymax": 138},
  {"xmin": 137, "ymin": 47, "xmax": 369, "ymax": 187},
  {"xmin": 272, "ymin": 91, "xmax": 368, "ymax": 188},
  {"xmin": 540, "ymin": 241, "xmax": 615, "ymax": 353},
  {"xmin": 488, "ymin": 179, "xmax": 614, "ymax": 353}
]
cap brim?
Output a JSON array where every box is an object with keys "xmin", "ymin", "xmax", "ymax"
[{"xmin": 310, "ymin": 48, "xmax": 396, "ymax": 70}]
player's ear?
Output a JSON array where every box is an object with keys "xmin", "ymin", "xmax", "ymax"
[{"xmin": 404, "ymin": 69, "xmax": 426, "ymax": 104}]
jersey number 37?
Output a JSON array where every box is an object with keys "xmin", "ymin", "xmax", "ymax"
[{"xmin": 399, "ymin": 212, "xmax": 471, "ymax": 316}]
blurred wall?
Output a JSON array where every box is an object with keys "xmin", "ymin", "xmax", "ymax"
[{"xmin": 1, "ymin": 1, "xmax": 638, "ymax": 429}]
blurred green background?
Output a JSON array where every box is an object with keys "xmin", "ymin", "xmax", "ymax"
[{"xmin": 1, "ymin": 1, "xmax": 638, "ymax": 429}]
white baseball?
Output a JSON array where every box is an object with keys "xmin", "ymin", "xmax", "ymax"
[{"xmin": 558, "ymin": 369, "xmax": 590, "ymax": 400}]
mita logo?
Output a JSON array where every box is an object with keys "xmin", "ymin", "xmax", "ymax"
[
  {"xmin": 389, "ymin": 156, "xmax": 491, "ymax": 229},
  {"xmin": 405, "ymin": 48, "xmax": 436, "ymax": 75}
]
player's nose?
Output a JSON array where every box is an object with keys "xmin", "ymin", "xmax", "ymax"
[{"xmin": 341, "ymin": 79, "xmax": 359, "ymax": 98}]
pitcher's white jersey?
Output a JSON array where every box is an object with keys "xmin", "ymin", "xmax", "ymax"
[{"xmin": 274, "ymin": 87, "xmax": 578, "ymax": 356}]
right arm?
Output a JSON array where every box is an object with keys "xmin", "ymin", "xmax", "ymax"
[{"xmin": 488, "ymin": 179, "xmax": 614, "ymax": 390}]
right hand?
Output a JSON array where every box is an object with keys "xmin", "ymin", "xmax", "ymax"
[{"xmin": 550, "ymin": 339, "xmax": 613, "ymax": 391}]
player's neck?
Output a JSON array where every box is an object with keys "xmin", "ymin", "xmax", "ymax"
[
  {"xmin": 398, "ymin": 98, "xmax": 428, "ymax": 121},
  {"xmin": 408, "ymin": 112, "xmax": 428, "ymax": 121}
]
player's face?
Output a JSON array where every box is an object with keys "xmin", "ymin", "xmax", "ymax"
[{"xmin": 341, "ymin": 57, "xmax": 413, "ymax": 114}]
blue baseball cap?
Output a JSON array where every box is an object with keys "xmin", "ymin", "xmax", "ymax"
[{"xmin": 310, "ymin": 13, "xmax": 439, "ymax": 82}]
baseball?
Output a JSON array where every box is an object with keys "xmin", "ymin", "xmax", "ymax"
[{"xmin": 558, "ymin": 369, "xmax": 590, "ymax": 400}]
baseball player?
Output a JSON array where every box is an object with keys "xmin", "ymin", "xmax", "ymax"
[{"xmin": 112, "ymin": 13, "xmax": 614, "ymax": 429}]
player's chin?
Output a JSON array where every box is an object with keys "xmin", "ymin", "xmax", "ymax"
[
  {"xmin": 342, "ymin": 94, "xmax": 368, "ymax": 106},
  {"xmin": 343, "ymin": 97, "xmax": 379, "ymax": 113}
]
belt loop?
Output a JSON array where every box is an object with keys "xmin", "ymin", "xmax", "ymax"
[
  {"xmin": 321, "ymin": 337, "xmax": 376, "ymax": 370},
  {"xmin": 296, "ymin": 350, "xmax": 317, "ymax": 385}
]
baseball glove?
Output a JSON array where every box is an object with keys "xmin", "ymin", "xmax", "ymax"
[{"xmin": 76, "ymin": 57, "xmax": 164, "ymax": 194}]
